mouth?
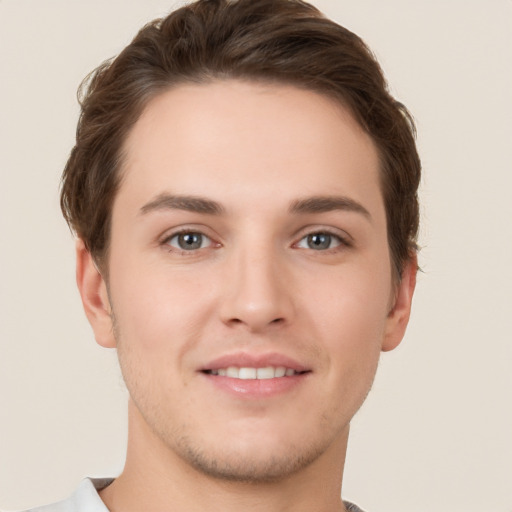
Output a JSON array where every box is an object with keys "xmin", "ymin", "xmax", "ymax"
[
  {"xmin": 202, "ymin": 366, "xmax": 308, "ymax": 380},
  {"xmin": 200, "ymin": 353, "xmax": 311, "ymax": 398}
]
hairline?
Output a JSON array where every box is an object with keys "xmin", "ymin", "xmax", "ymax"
[{"xmin": 89, "ymin": 76, "xmax": 408, "ymax": 281}]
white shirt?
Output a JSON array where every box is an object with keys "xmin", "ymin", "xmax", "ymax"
[
  {"xmin": 18, "ymin": 478, "xmax": 365, "ymax": 512},
  {"xmin": 20, "ymin": 478, "xmax": 112, "ymax": 512}
]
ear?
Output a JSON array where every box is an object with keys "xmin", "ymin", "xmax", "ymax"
[
  {"xmin": 75, "ymin": 239, "xmax": 117, "ymax": 348},
  {"xmin": 381, "ymin": 254, "xmax": 417, "ymax": 352}
]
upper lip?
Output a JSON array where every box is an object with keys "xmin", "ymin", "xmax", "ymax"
[{"xmin": 201, "ymin": 352, "xmax": 310, "ymax": 373}]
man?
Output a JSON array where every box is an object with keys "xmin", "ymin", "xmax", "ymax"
[{"xmin": 24, "ymin": 0, "xmax": 420, "ymax": 510}]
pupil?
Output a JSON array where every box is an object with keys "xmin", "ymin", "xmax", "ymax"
[
  {"xmin": 308, "ymin": 233, "xmax": 330, "ymax": 250},
  {"xmin": 179, "ymin": 233, "xmax": 202, "ymax": 250}
]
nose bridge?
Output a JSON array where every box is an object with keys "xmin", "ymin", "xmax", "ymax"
[{"xmin": 221, "ymin": 235, "xmax": 293, "ymax": 331}]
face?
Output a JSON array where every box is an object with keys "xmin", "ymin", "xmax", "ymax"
[{"xmin": 78, "ymin": 80, "xmax": 415, "ymax": 482}]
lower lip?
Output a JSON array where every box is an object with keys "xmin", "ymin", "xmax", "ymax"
[{"xmin": 201, "ymin": 372, "xmax": 309, "ymax": 399}]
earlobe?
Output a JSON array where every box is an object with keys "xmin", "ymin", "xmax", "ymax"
[
  {"xmin": 381, "ymin": 254, "xmax": 417, "ymax": 352},
  {"xmin": 75, "ymin": 239, "xmax": 117, "ymax": 348}
]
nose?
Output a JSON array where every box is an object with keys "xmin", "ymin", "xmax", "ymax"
[{"xmin": 219, "ymin": 245, "xmax": 295, "ymax": 332}]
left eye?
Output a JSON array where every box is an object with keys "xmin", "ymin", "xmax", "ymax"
[
  {"xmin": 296, "ymin": 232, "xmax": 343, "ymax": 251},
  {"xmin": 166, "ymin": 232, "xmax": 212, "ymax": 251}
]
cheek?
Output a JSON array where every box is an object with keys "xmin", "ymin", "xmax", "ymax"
[
  {"xmin": 309, "ymin": 263, "xmax": 391, "ymax": 379},
  {"xmin": 108, "ymin": 255, "xmax": 225, "ymax": 378},
  {"xmin": 312, "ymin": 262, "xmax": 391, "ymax": 336},
  {"xmin": 110, "ymin": 269, "xmax": 205, "ymax": 406}
]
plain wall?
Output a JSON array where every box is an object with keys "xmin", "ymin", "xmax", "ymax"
[{"xmin": 0, "ymin": 1, "xmax": 511, "ymax": 511}]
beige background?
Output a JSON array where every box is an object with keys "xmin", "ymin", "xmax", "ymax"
[{"xmin": 1, "ymin": 1, "xmax": 511, "ymax": 511}]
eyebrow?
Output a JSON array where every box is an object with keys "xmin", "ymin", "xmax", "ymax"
[
  {"xmin": 289, "ymin": 195, "xmax": 371, "ymax": 219},
  {"xmin": 139, "ymin": 193, "xmax": 370, "ymax": 220},
  {"xmin": 140, "ymin": 193, "xmax": 225, "ymax": 216}
]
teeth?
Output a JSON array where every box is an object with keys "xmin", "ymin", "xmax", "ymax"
[
  {"xmin": 226, "ymin": 366, "xmax": 239, "ymax": 378},
  {"xmin": 256, "ymin": 367, "xmax": 275, "ymax": 380},
  {"xmin": 239, "ymin": 367, "xmax": 257, "ymax": 379},
  {"xmin": 208, "ymin": 366, "xmax": 298, "ymax": 379},
  {"xmin": 275, "ymin": 366, "xmax": 286, "ymax": 378}
]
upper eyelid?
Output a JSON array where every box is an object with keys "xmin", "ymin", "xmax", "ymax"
[
  {"xmin": 294, "ymin": 232, "xmax": 348, "ymax": 250},
  {"xmin": 160, "ymin": 225, "xmax": 218, "ymax": 243},
  {"xmin": 292, "ymin": 225, "xmax": 353, "ymax": 244},
  {"xmin": 166, "ymin": 231, "xmax": 212, "ymax": 242}
]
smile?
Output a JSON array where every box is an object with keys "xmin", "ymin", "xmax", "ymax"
[{"xmin": 204, "ymin": 366, "xmax": 302, "ymax": 379}]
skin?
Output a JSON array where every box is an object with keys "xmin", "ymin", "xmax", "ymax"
[{"xmin": 77, "ymin": 80, "xmax": 416, "ymax": 512}]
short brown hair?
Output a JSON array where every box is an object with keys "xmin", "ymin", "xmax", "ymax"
[{"xmin": 61, "ymin": 0, "xmax": 421, "ymax": 276}]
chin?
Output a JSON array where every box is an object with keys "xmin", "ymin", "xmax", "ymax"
[{"xmin": 169, "ymin": 427, "xmax": 341, "ymax": 484}]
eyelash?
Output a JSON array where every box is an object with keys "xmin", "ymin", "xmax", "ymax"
[
  {"xmin": 161, "ymin": 228, "xmax": 350, "ymax": 255},
  {"xmin": 163, "ymin": 229, "xmax": 217, "ymax": 254},
  {"xmin": 294, "ymin": 230, "xmax": 350, "ymax": 252}
]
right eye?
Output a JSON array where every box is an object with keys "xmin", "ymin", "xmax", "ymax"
[
  {"xmin": 295, "ymin": 231, "xmax": 346, "ymax": 251},
  {"xmin": 165, "ymin": 231, "xmax": 213, "ymax": 251}
]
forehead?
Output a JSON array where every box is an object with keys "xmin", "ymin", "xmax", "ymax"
[{"xmin": 117, "ymin": 80, "xmax": 383, "ymax": 218}]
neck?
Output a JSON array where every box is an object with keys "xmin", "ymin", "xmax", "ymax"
[{"xmin": 100, "ymin": 400, "xmax": 349, "ymax": 512}]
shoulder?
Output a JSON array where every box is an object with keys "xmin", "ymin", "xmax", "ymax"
[
  {"xmin": 15, "ymin": 478, "xmax": 113, "ymax": 512},
  {"xmin": 344, "ymin": 501, "xmax": 367, "ymax": 512}
]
